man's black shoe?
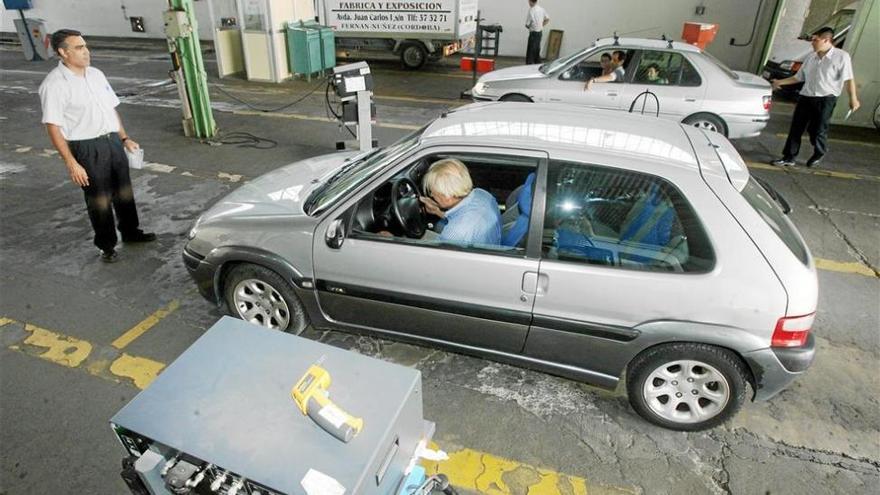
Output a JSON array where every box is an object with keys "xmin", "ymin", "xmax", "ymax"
[
  {"xmin": 770, "ymin": 158, "xmax": 795, "ymax": 167},
  {"xmin": 806, "ymin": 155, "xmax": 824, "ymax": 168},
  {"xmin": 122, "ymin": 231, "xmax": 157, "ymax": 243},
  {"xmin": 101, "ymin": 249, "xmax": 119, "ymax": 263}
]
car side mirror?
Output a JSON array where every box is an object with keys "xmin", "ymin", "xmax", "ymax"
[
  {"xmin": 561, "ymin": 69, "xmax": 572, "ymax": 80},
  {"xmin": 325, "ymin": 218, "xmax": 346, "ymax": 249}
]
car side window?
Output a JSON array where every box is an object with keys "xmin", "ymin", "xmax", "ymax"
[
  {"xmin": 349, "ymin": 153, "xmax": 538, "ymax": 257},
  {"xmin": 679, "ymin": 57, "xmax": 702, "ymax": 86},
  {"xmin": 542, "ymin": 161, "xmax": 715, "ymax": 273},
  {"xmin": 633, "ymin": 51, "xmax": 701, "ymax": 87}
]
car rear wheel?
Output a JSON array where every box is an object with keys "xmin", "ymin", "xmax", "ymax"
[
  {"xmin": 500, "ymin": 93, "xmax": 533, "ymax": 102},
  {"xmin": 626, "ymin": 343, "xmax": 748, "ymax": 430},
  {"xmin": 223, "ymin": 263, "xmax": 307, "ymax": 333},
  {"xmin": 683, "ymin": 113, "xmax": 728, "ymax": 137}
]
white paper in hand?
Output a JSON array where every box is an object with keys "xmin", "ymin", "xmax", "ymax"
[{"xmin": 126, "ymin": 147, "xmax": 144, "ymax": 169}]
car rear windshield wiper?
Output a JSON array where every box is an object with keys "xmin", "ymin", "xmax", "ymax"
[{"xmin": 755, "ymin": 176, "xmax": 792, "ymax": 214}]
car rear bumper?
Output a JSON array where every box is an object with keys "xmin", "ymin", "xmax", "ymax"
[
  {"xmin": 723, "ymin": 113, "xmax": 770, "ymax": 139},
  {"xmin": 742, "ymin": 332, "xmax": 816, "ymax": 401},
  {"xmin": 183, "ymin": 246, "xmax": 218, "ymax": 303}
]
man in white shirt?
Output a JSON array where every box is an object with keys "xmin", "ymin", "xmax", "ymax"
[
  {"xmin": 39, "ymin": 29, "xmax": 155, "ymax": 263},
  {"xmin": 770, "ymin": 27, "xmax": 860, "ymax": 168},
  {"xmin": 524, "ymin": 0, "xmax": 550, "ymax": 65}
]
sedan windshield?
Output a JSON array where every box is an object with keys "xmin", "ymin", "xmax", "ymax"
[
  {"xmin": 304, "ymin": 125, "xmax": 426, "ymax": 215},
  {"xmin": 540, "ymin": 47, "xmax": 590, "ymax": 74}
]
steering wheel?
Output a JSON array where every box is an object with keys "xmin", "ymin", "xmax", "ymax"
[{"xmin": 391, "ymin": 177, "xmax": 426, "ymax": 238}]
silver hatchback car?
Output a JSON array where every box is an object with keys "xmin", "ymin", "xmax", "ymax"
[
  {"xmin": 184, "ymin": 103, "xmax": 817, "ymax": 430},
  {"xmin": 471, "ymin": 37, "xmax": 772, "ymax": 139}
]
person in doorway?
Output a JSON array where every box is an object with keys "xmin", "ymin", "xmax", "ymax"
[
  {"xmin": 525, "ymin": 0, "xmax": 550, "ymax": 65},
  {"xmin": 770, "ymin": 27, "xmax": 860, "ymax": 168},
  {"xmin": 419, "ymin": 159, "xmax": 502, "ymax": 246},
  {"xmin": 39, "ymin": 29, "xmax": 155, "ymax": 263}
]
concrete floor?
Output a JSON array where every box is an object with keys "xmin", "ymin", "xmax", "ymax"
[{"xmin": 1, "ymin": 41, "xmax": 878, "ymax": 495}]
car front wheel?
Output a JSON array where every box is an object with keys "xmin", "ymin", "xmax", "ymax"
[
  {"xmin": 223, "ymin": 263, "xmax": 307, "ymax": 333},
  {"xmin": 626, "ymin": 343, "xmax": 749, "ymax": 430}
]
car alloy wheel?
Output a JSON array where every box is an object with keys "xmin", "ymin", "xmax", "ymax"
[
  {"xmin": 642, "ymin": 359, "xmax": 729, "ymax": 424},
  {"xmin": 223, "ymin": 263, "xmax": 307, "ymax": 333},
  {"xmin": 683, "ymin": 113, "xmax": 727, "ymax": 137},
  {"xmin": 233, "ymin": 278, "xmax": 290, "ymax": 330},
  {"xmin": 627, "ymin": 343, "xmax": 748, "ymax": 430}
]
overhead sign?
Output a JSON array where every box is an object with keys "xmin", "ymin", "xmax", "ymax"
[{"xmin": 325, "ymin": 1, "xmax": 462, "ymax": 34}]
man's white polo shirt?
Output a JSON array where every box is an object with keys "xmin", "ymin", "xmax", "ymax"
[
  {"xmin": 794, "ymin": 46, "xmax": 854, "ymax": 98},
  {"xmin": 39, "ymin": 61, "xmax": 120, "ymax": 141}
]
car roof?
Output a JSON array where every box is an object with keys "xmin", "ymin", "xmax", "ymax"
[
  {"xmin": 421, "ymin": 102, "xmax": 699, "ymax": 168},
  {"xmin": 594, "ymin": 36, "xmax": 702, "ymax": 53}
]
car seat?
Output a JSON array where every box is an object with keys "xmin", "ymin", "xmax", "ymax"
[{"xmin": 501, "ymin": 172, "xmax": 536, "ymax": 248}]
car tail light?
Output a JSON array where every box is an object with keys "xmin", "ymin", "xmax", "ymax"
[
  {"xmin": 791, "ymin": 61, "xmax": 803, "ymax": 72},
  {"xmin": 771, "ymin": 313, "xmax": 814, "ymax": 347},
  {"xmin": 762, "ymin": 95, "xmax": 772, "ymax": 111}
]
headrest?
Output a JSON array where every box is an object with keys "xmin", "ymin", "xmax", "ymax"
[{"xmin": 518, "ymin": 172, "xmax": 536, "ymax": 215}]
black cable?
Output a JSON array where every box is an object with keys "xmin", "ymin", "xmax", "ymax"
[
  {"xmin": 202, "ymin": 131, "xmax": 278, "ymax": 149},
  {"xmin": 324, "ymin": 78, "xmax": 357, "ymax": 138},
  {"xmin": 730, "ymin": 0, "xmax": 764, "ymax": 46},
  {"xmin": 211, "ymin": 77, "xmax": 328, "ymax": 113}
]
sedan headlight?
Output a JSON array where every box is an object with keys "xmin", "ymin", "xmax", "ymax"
[{"xmin": 473, "ymin": 82, "xmax": 487, "ymax": 94}]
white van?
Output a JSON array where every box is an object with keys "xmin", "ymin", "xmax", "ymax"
[{"xmin": 762, "ymin": 1, "xmax": 860, "ymax": 92}]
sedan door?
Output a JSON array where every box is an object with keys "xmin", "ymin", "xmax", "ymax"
[
  {"xmin": 619, "ymin": 50, "xmax": 707, "ymax": 121},
  {"xmin": 541, "ymin": 49, "xmax": 624, "ymax": 110},
  {"xmin": 312, "ymin": 147, "xmax": 547, "ymax": 354}
]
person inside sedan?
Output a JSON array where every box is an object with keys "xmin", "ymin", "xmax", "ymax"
[{"xmin": 419, "ymin": 158, "xmax": 502, "ymax": 246}]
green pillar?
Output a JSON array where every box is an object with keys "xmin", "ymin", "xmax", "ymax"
[{"xmin": 167, "ymin": 0, "xmax": 217, "ymax": 138}]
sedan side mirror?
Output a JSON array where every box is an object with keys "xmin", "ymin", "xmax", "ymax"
[
  {"xmin": 561, "ymin": 69, "xmax": 573, "ymax": 80},
  {"xmin": 325, "ymin": 218, "xmax": 346, "ymax": 249}
]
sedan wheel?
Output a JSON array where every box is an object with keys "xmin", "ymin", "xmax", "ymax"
[
  {"xmin": 627, "ymin": 343, "xmax": 748, "ymax": 430},
  {"xmin": 683, "ymin": 113, "xmax": 728, "ymax": 137},
  {"xmin": 223, "ymin": 263, "xmax": 307, "ymax": 333}
]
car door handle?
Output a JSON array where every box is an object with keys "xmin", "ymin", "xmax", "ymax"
[
  {"xmin": 606, "ymin": 91, "xmax": 618, "ymax": 96},
  {"xmin": 549, "ymin": 98, "xmax": 562, "ymax": 102},
  {"xmin": 684, "ymin": 97, "xmax": 697, "ymax": 102},
  {"xmin": 522, "ymin": 271, "xmax": 538, "ymax": 295}
]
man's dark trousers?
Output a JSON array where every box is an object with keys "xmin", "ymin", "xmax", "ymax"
[
  {"xmin": 68, "ymin": 133, "xmax": 141, "ymax": 252},
  {"xmin": 526, "ymin": 31, "xmax": 542, "ymax": 64},
  {"xmin": 782, "ymin": 95, "xmax": 837, "ymax": 160}
]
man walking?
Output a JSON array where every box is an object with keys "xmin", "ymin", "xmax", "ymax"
[
  {"xmin": 39, "ymin": 29, "xmax": 155, "ymax": 263},
  {"xmin": 770, "ymin": 27, "xmax": 860, "ymax": 168},
  {"xmin": 525, "ymin": 0, "xmax": 550, "ymax": 65}
]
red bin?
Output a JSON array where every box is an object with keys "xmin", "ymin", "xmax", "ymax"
[
  {"xmin": 460, "ymin": 57, "xmax": 496, "ymax": 73},
  {"xmin": 681, "ymin": 22, "xmax": 718, "ymax": 50}
]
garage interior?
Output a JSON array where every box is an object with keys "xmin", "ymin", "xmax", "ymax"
[{"xmin": 0, "ymin": 0, "xmax": 878, "ymax": 494}]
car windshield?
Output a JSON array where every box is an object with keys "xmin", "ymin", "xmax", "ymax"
[
  {"xmin": 540, "ymin": 47, "xmax": 590, "ymax": 74},
  {"xmin": 698, "ymin": 51, "xmax": 739, "ymax": 80},
  {"xmin": 304, "ymin": 125, "xmax": 426, "ymax": 215}
]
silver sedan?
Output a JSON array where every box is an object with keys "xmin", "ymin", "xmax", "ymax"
[{"xmin": 471, "ymin": 37, "xmax": 772, "ymax": 139}]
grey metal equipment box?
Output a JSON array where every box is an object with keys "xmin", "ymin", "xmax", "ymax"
[{"xmin": 111, "ymin": 316, "xmax": 429, "ymax": 495}]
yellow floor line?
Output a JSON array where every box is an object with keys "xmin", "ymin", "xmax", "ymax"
[
  {"xmin": 111, "ymin": 300, "xmax": 180, "ymax": 350},
  {"xmin": 745, "ymin": 161, "xmax": 880, "ymax": 182},
  {"xmin": 110, "ymin": 353, "xmax": 166, "ymax": 389},
  {"xmin": 18, "ymin": 323, "xmax": 92, "ymax": 368},
  {"xmin": 815, "ymin": 258, "xmax": 878, "ymax": 278}
]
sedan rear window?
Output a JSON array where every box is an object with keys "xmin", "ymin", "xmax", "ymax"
[{"xmin": 741, "ymin": 178, "xmax": 809, "ymax": 265}]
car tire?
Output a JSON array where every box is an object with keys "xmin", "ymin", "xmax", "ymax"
[
  {"xmin": 500, "ymin": 93, "xmax": 533, "ymax": 102},
  {"xmin": 683, "ymin": 113, "xmax": 728, "ymax": 137},
  {"xmin": 400, "ymin": 42, "xmax": 427, "ymax": 70},
  {"xmin": 626, "ymin": 343, "xmax": 749, "ymax": 431},
  {"xmin": 223, "ymin": 263, "xmax": 307, "ymax": 333}
]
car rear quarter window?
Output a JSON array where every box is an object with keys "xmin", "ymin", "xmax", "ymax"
[
  {"xmin": 741, "ymin": 178, "xmax": 809, "ymax": 265},
  {"xmin": 543, "ymin": 161, "xmax": 715, "ymax": 273}
]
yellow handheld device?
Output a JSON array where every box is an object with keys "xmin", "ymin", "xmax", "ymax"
[{"xmin": 291, "ymin": 364, "xmax": 364, "ymax": 443}]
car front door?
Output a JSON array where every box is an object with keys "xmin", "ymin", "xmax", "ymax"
[
  {"xmin": 620, "ymin": 50, "xmax": 706, "ymax": 121},
  {"xmin": 542, "ymin": 48, "xmax": 625, "ymax": 110},
  {"xmin": 311, "ymin": 147, "xmax": 546, "ymax": 354}
]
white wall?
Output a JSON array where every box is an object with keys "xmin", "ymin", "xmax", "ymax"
[
  {"xmin": 478, "ymin": 0, "xmax": 777, "ymax": 70},
  {"xmin": 1, "ymin": 0, "xmax": 778, "ymax": 70}
]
